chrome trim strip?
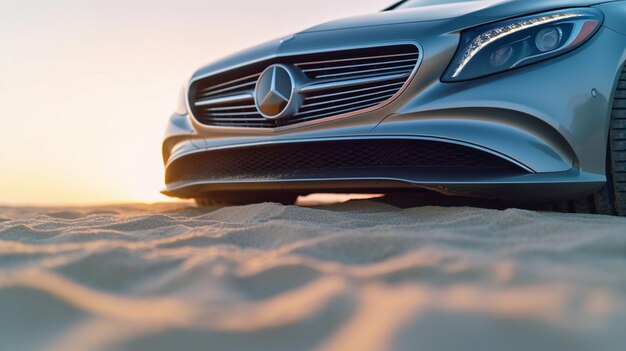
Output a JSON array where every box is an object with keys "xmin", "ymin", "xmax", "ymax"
[
  {"xmin": 299, "ymin": 72, "xmax": 411, "ymax": 94},
  {"xmin": 194, "ymin": 92, "xmax": 254, "ymax": 107},
  {"xmin": 164, "ymin": 135, "xmax": 536, "ymax": 174}
]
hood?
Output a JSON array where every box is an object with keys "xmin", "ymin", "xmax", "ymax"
[
  {"xmin": 191, "ymin": 0, "xmax": 615, "ymax": 81},
  {"xmin": 302, "ymin": 0, "xmax": 614, "ymax": 33}
]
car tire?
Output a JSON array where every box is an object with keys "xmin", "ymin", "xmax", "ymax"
[
  {"xmin": 194, "ymin": 192, "xmax": 299, "ymax": 207},
  {"xmin": 554, "ymin": 64, "xmax": 626, "ymax": 216}
]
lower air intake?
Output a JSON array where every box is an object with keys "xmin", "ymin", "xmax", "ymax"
[{"xmin": 165, "ymin": 139, "xmax": 527, "ymax": 184}]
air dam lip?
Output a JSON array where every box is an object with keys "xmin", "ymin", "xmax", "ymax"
[{"xmin": 161, "ymin": 138, "xmax": 607, "ymax": 203}]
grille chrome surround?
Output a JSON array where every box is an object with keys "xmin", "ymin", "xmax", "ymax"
[{"xmin": 188, "ymin": 43, "xmax": 421, "ymax": 129}]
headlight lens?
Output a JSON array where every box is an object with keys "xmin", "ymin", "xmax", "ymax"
[
  {"xmin": 442, "ymin": 8, "xmax": 603, "ymax": 82},
  {"xmin": 535, "ymin": 27, "xmax": 563, "ymax": 52}
]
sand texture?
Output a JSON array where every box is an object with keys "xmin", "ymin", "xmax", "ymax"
[{"xmin": 1, "ymin": 200, "xmax": 625, "ymax": 351}]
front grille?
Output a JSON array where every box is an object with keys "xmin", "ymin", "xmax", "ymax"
[
  {"xmin": 189, "ymin": 44, "xmax": 420, "ymax": 128},
  {"xmin": 165, "ymin": 139, "xmax": 525, "ymax": 184}
]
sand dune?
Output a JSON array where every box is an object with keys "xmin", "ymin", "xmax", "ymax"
[{"xmin": 0, "ymin": 200, "xmax": 625, "ymax": 351}]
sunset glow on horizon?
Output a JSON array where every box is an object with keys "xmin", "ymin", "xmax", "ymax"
[{"xmin": 0, "ymin": 0, "xmax": 394, "ymax": 206}]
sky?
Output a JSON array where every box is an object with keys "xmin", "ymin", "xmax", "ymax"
[{"xmin": 0, "ymin": 0, "xmax": 395, "ymax": 206}]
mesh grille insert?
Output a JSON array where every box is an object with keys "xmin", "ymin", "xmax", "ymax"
[{"xmin": 166, "ymin": 139, "xmax": 525, "ymax": 184}]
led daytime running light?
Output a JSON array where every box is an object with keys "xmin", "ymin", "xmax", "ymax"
[{"xmin": 452, "ymin": 13, "xmax": 582, "ymax": 78}]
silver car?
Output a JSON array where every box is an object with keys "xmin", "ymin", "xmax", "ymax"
[{"xmin": 162, "ymin": 0, "xmax": 626, "ymax": 215}]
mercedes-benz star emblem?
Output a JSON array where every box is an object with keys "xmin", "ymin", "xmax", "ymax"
[{"xmin": 254, "ymin": 64, "xmax": 300, "ymax": 120}]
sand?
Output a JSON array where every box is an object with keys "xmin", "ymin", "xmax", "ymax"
[{"xmin": 1, "ymin": 199, "xmax": 625, "ymax": 351}]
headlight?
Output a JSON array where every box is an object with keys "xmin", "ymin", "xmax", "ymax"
[
  {"xmin": 174, "ymin": 84, "xmax": 188, "ymax": 115},
  {"xmin": 442, "ymin": 8, "xmax": 603, "ymax": 82}
]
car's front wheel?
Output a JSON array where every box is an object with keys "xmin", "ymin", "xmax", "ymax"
[{"xmin": 554, "ymin": 65, "xmax": 626, "ymax": 216}]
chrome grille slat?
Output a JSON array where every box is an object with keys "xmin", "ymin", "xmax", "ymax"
[
  {"xmin": 305, "ymin": 81, "xmax": 405, "ymax": 101},
  {"xmin": 206, "ymin": 105, "xmax": 257, "ymax": 112},
  {"xmin": 198, "ymin": 73, "xmax": 260, "ymax": 94},
  {"xmin": 300, "ymin": 57, "xmax": 419, "ymax": 73},
  {"xmin": 207, "ymin": 120, "xmax": 273, "ymax": 127},
  {"xmin": 198, "ymin": 81, "xmax": 257, "ymax": 99},
  {"xmin": 195, "ymin": 92, "xmax": 254, "ymax": 107},
  {"xmin": 290, "ymin": 102, "xmax": 382, "ymax": 123},
  {"xmin": 207, "ymin": 111, "xmax": 263, "ymax": 117},
  {"xmin": 314, "ymin": 64, "xmax": 417, "ymax": 79},
  {"xmin": 190, "ymin": 44, "xmax": 420, "ymax": 128},
  {"xmin": 302, "ymin": 87, "xmax": 401, "ymax": 109},
  {"xmin": 299, "ymin": 72, "xmax": 411, "ymax": 94},
  {"xmin": 295, "ymin": 52, "xmax": 418, "ymax": 67},
  {"xmin": 206, "ymin": 117, "xmax": 268, "ymax": 122},
  {"xmin": 296, "ymin": 95, "xmax": 391, "ymax": 117}
]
